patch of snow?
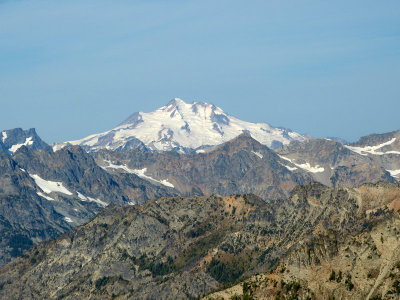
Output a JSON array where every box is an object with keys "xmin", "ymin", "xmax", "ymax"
[
  {"xmin": 387, "ymin": 169, "xmax": 400, "ymax": 178},
  {"xmin": 345, "ymin": 138, "xmax": 400, "ymax": 156},
  {"xmin": 77, "ymin": 192, "xmax": 88, "ymax": 201},
  {"xmin": 9, "ymin": 136, "xmax": 34, "ymax": 153},
  {"xmin": 251, "ymin": 151, "xmax": 263, "ymax": 159},
  {"xmin": 132, "ymin": 168, "xmax": 175, "ymax": 188},
  {"xmin": 1, "ymin": 131, "xmax": 7, "ymax": 142},
  {"xmin": 279, "ymin": 155, "xmax": 324, "ymax": 173},
  {"xmin": 127, "ymin": 202, "xmax": 135, "ymax": 206},
  {"xmin": 19, "ymin": 168, "xmax": 26, "ymax": 172},
  {"xmin": 29, "ymin": 174, "xmax": 73, "ymax": 195},
  {"xmin": 196, "ymin": 149, "xmax": 205, "ymax": 153},
  {"xmin": 37, "ymin": 191, "xmax": 55, "ymax": 201},
  {"xmin": 102, "ymin": 160, "xmax": 174, "ymax": 188},
  {"xmin": 87, "ymin": 197, "xmax": 108, "ymax": 207},
  {"xmin": 76, "ymin": 191, "xmax": 107, "ymax": 207},
  {"xmin": 279, "ymin": 162, "xmax": 298, "ymax": 171},
  {"xmin": 74, "ymin": 208, "xmax": 79, "ymax": 212},
  {"xmin": 64, "ymin": 217, "xmax": 73, "ymax": 223},
  {"xmin": 52, "ymin": 143, "xmax": 68, "ymax": 152},
  {"xmin": 101, "ymin": 160, "xmax": 137, "ymax": 174}
]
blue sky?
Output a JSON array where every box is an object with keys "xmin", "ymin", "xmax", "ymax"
[{"xmin": 1, "ymin": 0, "xmax": 399, "ymax": 143}]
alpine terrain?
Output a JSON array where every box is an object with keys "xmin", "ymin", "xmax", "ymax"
[{"xmin": 0, "ymin": 102, "xmax": 399, "ymax": 300}]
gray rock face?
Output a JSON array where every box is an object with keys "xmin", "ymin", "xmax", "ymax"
[
  {"xmin": 1, "ymin": 128, "xmax": 51, "ymax": 154},
  {"xmin": 0, "ymin": 141, "xmax": 7, "ymax": 153},
  {"xmin": 0, "ymin": 150, "xmax": 71, "ymax": 266},
  {"xmin": 0, "ymin": 145, "xmax": 177, "ymax": 266},
  {"xmin": 1, "ymin": 182, "xmax": 398, "ymax": 299},
  {"xmin": 12, "ymin": 145, "xmax": 174, "ymax": 206},
  {"xmin": 94, "ymin": 134, "xmax": 314, "ymax": 201}
]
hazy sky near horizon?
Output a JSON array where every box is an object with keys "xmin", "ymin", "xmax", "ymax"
[{"xmin": 1, "ymin": 0, "xmax": 399, "ymax": 143}]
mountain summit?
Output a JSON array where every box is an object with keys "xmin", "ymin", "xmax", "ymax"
[{"xmin": 57, "ymin": 98, "xmax": 308, "ymax": 152}]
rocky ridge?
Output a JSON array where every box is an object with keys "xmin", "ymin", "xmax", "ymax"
[
  {"xmin": 94, "ymin": 133, "xmax": 313, "ymax": 201},
  {"xmin": 1, "ymin": 182, "xmax": 399, "ymax": 299},
  {"xmin": 278, "ymin": 138, "xmax": 397, "ymax": 187}
]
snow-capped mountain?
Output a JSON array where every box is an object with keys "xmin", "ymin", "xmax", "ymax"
[
  {"xmin": 1, "ymin": 128, "xmax": 51, "ymax": 154},
  {"xmin": 56, "ymin": 98, "xmax": 308, "ymax": 152}
]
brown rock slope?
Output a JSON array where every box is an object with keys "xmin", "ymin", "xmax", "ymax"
[
  {"xmin": 1, "ymin": 182, "xmax": 400, "ymax": 299},
  {"xmin": 206, "ymin": 182, "xmax": 400, "ymax": 300}
]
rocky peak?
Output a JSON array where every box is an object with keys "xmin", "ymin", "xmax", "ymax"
[
  {"xmin": 165, "ymin": 97, "xmax": 187, "ymax": 109},
  {"xmin": 1, "ymin": 128, "xmax": 51, "ymax": 154},
  {"xmin": 212, "ymin": 132, "xmax": 267, "ymax": 153}
]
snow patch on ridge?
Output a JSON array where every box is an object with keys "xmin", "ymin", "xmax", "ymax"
[
  {"xmin": 345, "ymin": 138, "xmax": 400, "ymax": 155},
  {"xmin": 279, "ymin": 156, "xmax": 325, "ymax": 173},
  {"xmin": 76, "ymin": 192, "xmax": 107, "ymax": 207},
  {"xmin": 37, "ymin": 191, "xmax": 55, "ymax": 201},
  {"xmin": 29, "ymin": 174, "xmax": 73, "ymax": 195},
  {"xmin": 52, "ymin": 143, "xmax": 68, "ymax": 152},
  {"xmin": 102, "ymin": 160, "xmax": 175, "ymax": 188},
  {"xmin": 1, "ymin": 131, "xmax": 7, "ymax": 142},
  {"xmin": 387, "ymin": 169, "xmax": 400, "ymax": 178},
  {"xmin": 9, "ymin": 137, "xmax": 33, "ymax": 153},
  {"xmin": 130, "ymin": 168, "xmax": 175, "ymax": 188},
  {"xmin": 251, "ymin": 151, "xmax": 263, "ymax": 159},
  {"xmin": 279, "ymin": 162, "xmax": 298, "ymax": 171}
]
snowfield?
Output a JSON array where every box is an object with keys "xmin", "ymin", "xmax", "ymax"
[
  {"xmin": 29, "ymin": 174, "xmax": 73, "ymax": 195},
  {"xmin": 387, "ymin": 169, "xmax": 400, "ymax": 178},
  {"xmin": 76, "ymin": 192, "xmax": 107, "ymax": 207},
  {"xmin": 279, "ymin": 155, "xmax": 325, "ymax": 173},
  {"xmin": 102, "ymin": 160, "xmax": 174, "ymax": 188}
]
